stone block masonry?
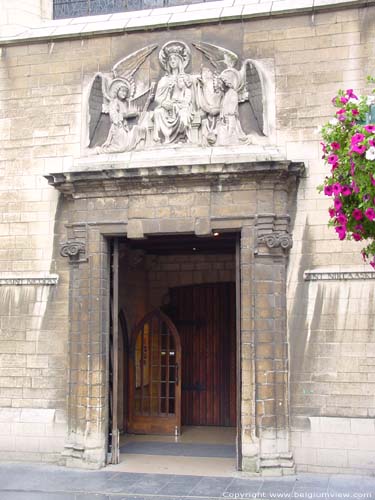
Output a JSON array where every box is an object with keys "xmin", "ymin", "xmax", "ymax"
[
  {"xmin": 292, "ymin": 416, "xmax": 375, "ymax": 474},
  {"xmin": 0, "ymin": 0, "xmax": 374, "ymax": 475}
]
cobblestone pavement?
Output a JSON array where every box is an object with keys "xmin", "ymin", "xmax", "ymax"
[{"xmin": 0, "ymin": 463, "xmax": 374, "ymax": 500}]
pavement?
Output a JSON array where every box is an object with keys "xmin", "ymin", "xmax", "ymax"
[{"xmin": 0, "ymin": 463, "xmax": 375, "ymax": 500}]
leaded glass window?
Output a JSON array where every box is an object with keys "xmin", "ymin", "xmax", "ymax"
[{"xmin": 53, "ymin": 0, "xmax": 218, "ymax": 19}]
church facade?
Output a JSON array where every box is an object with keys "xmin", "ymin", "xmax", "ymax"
[{"xmin": 0, "ymin": 0, "xmax": 375, "ymax": 475}]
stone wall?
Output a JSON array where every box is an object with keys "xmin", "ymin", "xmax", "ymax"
[{"xmin": 0, "ymin": 1, "xmax": 375, "ymax": 473}]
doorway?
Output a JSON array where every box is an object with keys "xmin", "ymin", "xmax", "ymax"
[{"xmin": 109, "ymin": 233, "xmax": 240, "ymax": 468}]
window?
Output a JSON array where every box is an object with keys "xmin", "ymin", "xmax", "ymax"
[{"xmin": 53, "ymin": 0, "xmax": 218, "ymax": 19}]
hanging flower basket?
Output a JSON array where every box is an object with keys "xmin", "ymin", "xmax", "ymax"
[{"xmin": 318, "ymin": 77, "xmax": 375, "ymax": 267}]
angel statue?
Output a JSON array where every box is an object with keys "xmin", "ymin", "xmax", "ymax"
[
  {"xmin": 153, "ymin": 41, "xmax": 195, "ymax": 145},
  {"xmin": 87, "ymin": 45, "xmax": 157, "ymax": 153},
  {"xmin": 193, "ymin": 41, "xmax": 270, "ymax": 144},
  {"xmin": 97, "ymin": 77, "xmax": 147, "ymax": 154}
]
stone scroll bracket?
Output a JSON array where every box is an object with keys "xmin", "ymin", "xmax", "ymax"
[
  {"xmin": 60, "ymin": 225, "xmax": 89, "ymax": 265},
  {"xmin": 254, "ymin": 214, "xmax": 292, "ymax": 256},
  {"xmin": 60, "ymin": 240, "xmax": 87, "ymax": 264}
]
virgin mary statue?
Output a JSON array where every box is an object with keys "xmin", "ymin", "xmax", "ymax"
[{"xmin": 153, "ymin": 41, "xmax": 194, "ymax": 145}]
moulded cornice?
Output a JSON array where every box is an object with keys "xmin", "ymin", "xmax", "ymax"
[{"xmin": 45, "ymin": 159, "xmax": 304, "ymax": 198}]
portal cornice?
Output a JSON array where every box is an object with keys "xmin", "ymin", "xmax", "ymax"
[{"xmin": 45, "ymin": 154, "xmax": 304, "ymax": 198}]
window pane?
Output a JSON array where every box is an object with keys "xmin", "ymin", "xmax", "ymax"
[{"xmin": 54, "ymin": 0, "xmax": 221, "ymax": 19}]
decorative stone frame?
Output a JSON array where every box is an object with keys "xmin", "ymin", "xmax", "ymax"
[{"xmin": 47, "ymin": 158, "xmax": 303, "ymax": 473}]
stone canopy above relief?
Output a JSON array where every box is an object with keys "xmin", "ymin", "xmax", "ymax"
[{"xmin": 86, "ymin": 40, "xmax": 270, "ymax": 154}]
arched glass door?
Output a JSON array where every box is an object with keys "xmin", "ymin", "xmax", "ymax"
[{"xmin": 128, "ymin": 309, "xmax": 181, "ymax": 435}]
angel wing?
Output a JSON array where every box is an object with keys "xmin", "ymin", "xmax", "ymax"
[
  {"xmin": 112, "ymin": 44, "xmax": 158, "ymax": 79},
  {"xmin": 192, "ymin": 41, "xmax": 239, "ymax": 72},
  {"xmin": 87, "ymin": 72, "xmax": 112, "ymax": 147},
  {"xmin": 238, "ymin": 59, "xmax": 267, "ymax": 136}
]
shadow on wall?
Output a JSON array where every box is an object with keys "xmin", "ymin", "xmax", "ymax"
[
  {"xmin": 288, "ymin": 222, "xmax": 339, "ymax": 417},
  {"xmin": 289, "ymin": 220, "xmax": 375, "ymax": 419},
  {"xmin": 40, "ymin": 193, "xmax": 70, "ymax": 413},
  {"xmin": 288, "ymin": 223, "xmax": 315, "ymax": 417}
]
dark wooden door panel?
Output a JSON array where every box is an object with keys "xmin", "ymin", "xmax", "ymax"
[{"xmin": 169, "ymin": 282, "xmax": 236, "ymax": 427}]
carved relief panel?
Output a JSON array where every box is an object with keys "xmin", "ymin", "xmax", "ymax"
[{"xmin": 85, "ymin": 40, "xmax": 274, "ymax": 154}]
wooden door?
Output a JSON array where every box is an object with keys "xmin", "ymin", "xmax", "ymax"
[
  {"xmin": 169, "ymin": 282, "xmax": 236, "ymax": 427},
  {"xmin": 128, "ymin": 309, "xmax": 181, "ymax": 435}
]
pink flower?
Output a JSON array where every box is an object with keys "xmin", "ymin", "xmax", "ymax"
[
  {"xmin": 321, "ymin": 142, "xmax": 327, "ymax": 153},
  {"xmin": 353, "ymin": 233, "xmax": 362, "ymax": 241},
  {"xmin": 370, "ymin": 175, "xmax": 375, "ymax": 187},
  {"xmin": 370, "ymin": 259, "xmax": 375, "ymax": 270},
  {"xmin": 332, "ymin": 183, "xmax": 342, "ymax": 195},
  {"xmin": 340, "ymin": 96, "xmax": 348, "ymax": 104},
  {"xmin": 331, "ymin": 142, "xmax": 340, "ymax": 150},
  {"xmin": 341, "ymin": 185, "xmax": 351, "ymax": 196},
  {"xmin": 351, "ymin": 143, "xmax": 366, "ymax": 154},
  {"xmin": 327, "ymin": 154, "xmax": 339, "ymax": 164},
  {"xmin": 324, "ymin": 185, "xmax": 333, "ymax": 196},
  {"xmin": 337, "ymin": 213, "xmax": 348, "ymax": 225},
  {"xmin": 346, "ymin": 89, "xmax": 358, "ymax": 99},
  {"xmin": 370, "ymin": 139, "xmax": 375, "ymax": 147},
  {"xmin": 352, "ymin": 209, "xmax": 363, "ymax": 220},
  {"xmin": 351, "ymin": 133, "xmax": 365, "ymax": 144},
  {"xmin": 329, "ymin": 208, "xmax": 336, "ymax": 218},
  {"xmin": 334, "ymin": 198, "xmax": 342, "ymax": 211},
  {"xmin": 351, "ymin": 109, "xmax": 359, "ymax": 116},
  {"xmin": 365, "ymin": 207, "xmax": 375, "ymax": 221},
  {"xmin": 331, "ymin": 162, "xmax": 339, "ymax": 172},
  {"xmin": 335, "ymin": 225, "xmax": 346, "ymax": 240},
  {"xmin": 365, "ymin": 125, "xmax": 375, "ymax": 133},
  {"xmin": 337, "ymin": 108, "xmax": 346, "ymax": 115}
]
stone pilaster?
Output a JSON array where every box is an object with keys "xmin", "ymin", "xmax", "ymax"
[
  {"xmin": 252, "ymin": 214, "xmax": 294, "ymax": 475},
  {"xmin": 60, "ymin": 224, "xmax": 109, "ymax": 469}
]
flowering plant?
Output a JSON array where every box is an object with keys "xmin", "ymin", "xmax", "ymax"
[{"xmin": 318, "ymin": 77, "xmax": 375, "ymax": 267}]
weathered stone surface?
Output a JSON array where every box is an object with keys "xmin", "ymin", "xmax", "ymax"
[{"xmin": 1, "ymin": 1, "xmax": 375, "ymax": 477}]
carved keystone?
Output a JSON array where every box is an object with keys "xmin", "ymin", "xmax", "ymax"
[
  {"xmin": 194, "ymin": 217, "xmax": 211, "ymax": 237},
  {"xmin": 127, "ymin": 219, "xmax": 144, "ymax": 239}
]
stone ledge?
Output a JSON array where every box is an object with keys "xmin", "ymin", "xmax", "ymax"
[
  {"xmin": 72, "ymin": 145, "xmax": 287, "ymax": 172},
  {"xmin": 0, "ymin": 0, "xmax": 371, "ymax": 45}
]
